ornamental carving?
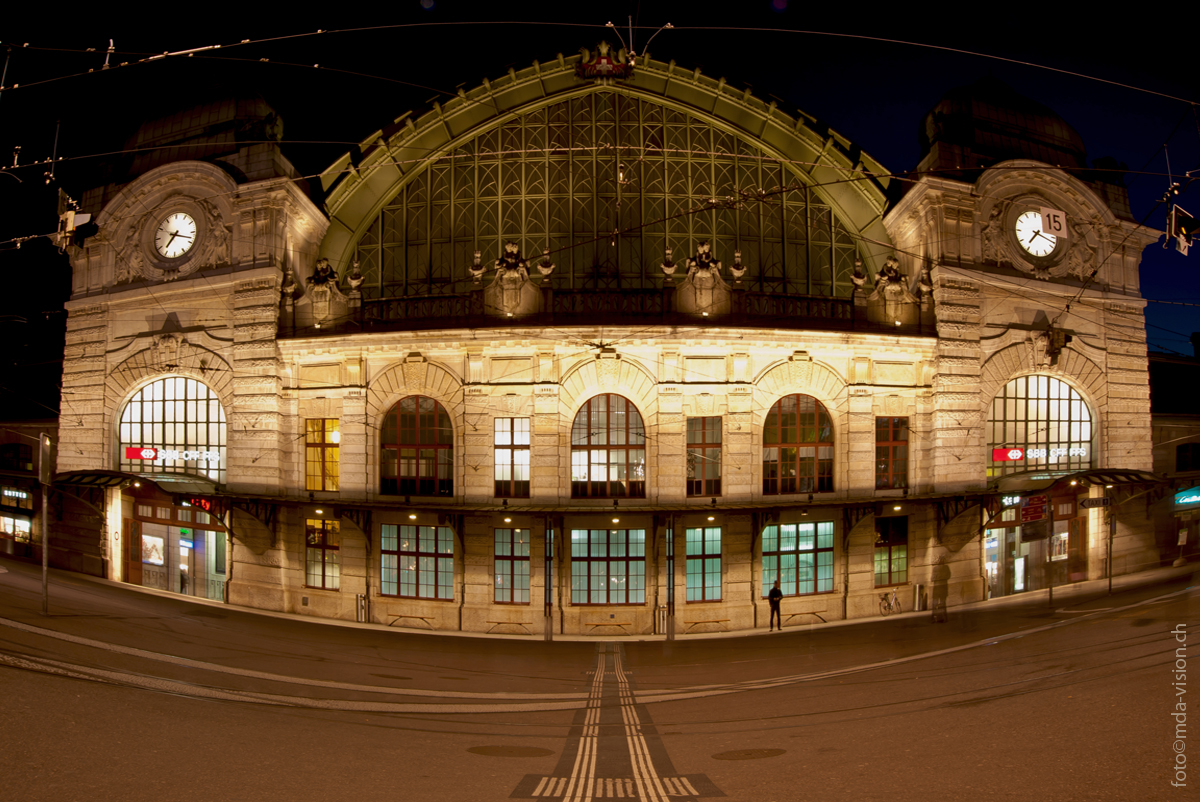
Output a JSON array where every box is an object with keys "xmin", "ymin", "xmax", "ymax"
[
  {"xmin": 674, "ymin": 241, "xmax": 732, "ymax": 317},
  {"xmin": 596, "ymin": 352, "xmax": 620, "ymax": 387},
  {"xmin": 306, "ymin": 258, "xmax": 348, "ymax": 327},
  {"xmin": 981, "ymin": 205, "xmax": 1006, "ymax": 265},
  {"xmin": 576, "ymin": 41, "xmax": 634, "ymax": 80},
  {"xmin": 402, "ymin": 354, "xmax": 428, "ymax": 391},
  {"xmin": 481, "ymin": 242, "xmax": 543, "ymax": 318},
  {"xmin": 866, "ymin": 256, "xmax": 921, "ymax": 326},
  {"xmin": 1026, "ymin": 333, "xmax": 1052, "ymax": 371},
  {"xmin": 981, "ymin": 200, "xmax": 1096, "ymax": 281},
  {"xmin": 113, "ymin": 194, "xmax": 232, "ymax": 284},
  {"xmin": 150, "ymin": 334, "xmax": 189, "ymax": 370},
  {"xmin": 788, "ymin": 352, "xmax": 813, "ymax": 386}
]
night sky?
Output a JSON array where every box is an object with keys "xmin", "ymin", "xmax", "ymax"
[{"xmin": 1, "ymin": 2, "xmax": 1196, "ymax": 417}]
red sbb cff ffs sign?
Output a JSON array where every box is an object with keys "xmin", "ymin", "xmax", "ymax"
[
  {"xmin": 991, "ymin": 447, "xmax": 1025, "ymax": 461},
  {"xmin": 126, "ymin": 447, "xmax": 159, "ymax": 460}
]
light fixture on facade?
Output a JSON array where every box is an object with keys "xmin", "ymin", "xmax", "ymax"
[
  {"xmin": 895, "ymin": 320, "xmax": 902, "ymax": 326},
  {"xmin": 893, "ymin": 505, "xmax": 901, "ymax": 511},
  {"xmin": 408, "ymin": 513, "xmax": 417, "ymax": 520},
  {"xmin": 1106, "ymin": 484, "xmax": 1113, "ymax": 489},
  {"xmin": 612, "ymin": 517, "xmax": 620, "ymax": 524},
  {"xmin": 707, "ymin": 515, "xmax": 715, "ymax": 521},
  {"xmin": 315, "ymin": 509, "xmax": 323, "ymax": 515},
  {"xmin": 1070, "ymin": 479, "xmax": 1078, "ymax": 486},
  {"xmin": 504, "ymin": 517, "xmax": 512, "ymax": 523}
]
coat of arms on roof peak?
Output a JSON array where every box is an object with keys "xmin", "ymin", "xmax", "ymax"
[{"xmin": 577, "ymin": 41, "xmax": 633, "ymax": 80}]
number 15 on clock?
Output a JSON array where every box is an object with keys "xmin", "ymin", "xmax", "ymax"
[{"xmin": 1040, "ymin": 207, "xmax": 1068, "ymax": 239}]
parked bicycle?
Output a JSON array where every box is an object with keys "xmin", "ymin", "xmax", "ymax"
[{"xmin": 879, "ymin": 587, "xmax": 901, "ymax": 616}]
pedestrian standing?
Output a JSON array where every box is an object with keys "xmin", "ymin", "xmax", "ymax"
[{"xmin": 768, "ymin": 579, "xmax": 783, "ymax": 631}]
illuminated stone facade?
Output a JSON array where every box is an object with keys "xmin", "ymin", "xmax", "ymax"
[{"xmin": 58, "ymin": 60, "xmax": 1161, "ymax": 633}]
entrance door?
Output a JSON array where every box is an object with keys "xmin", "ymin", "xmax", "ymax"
[{"xmin": 139, "ymin": 522, "xmax": 169, "ymax": 590}]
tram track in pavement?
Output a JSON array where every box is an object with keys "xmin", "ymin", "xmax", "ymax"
[{"xmin": 0, "ymin": 581, "xmax": 1194, "ymax": 718}]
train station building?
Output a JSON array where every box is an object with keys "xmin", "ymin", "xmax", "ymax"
[{"xmin": 47, "ymin": 50, "xmax": 1166, "ymax": 635}]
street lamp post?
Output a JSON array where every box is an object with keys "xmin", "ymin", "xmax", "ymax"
[{"xmin": 39, "ymin": 432, "xmax": 51, "ymax": 615}]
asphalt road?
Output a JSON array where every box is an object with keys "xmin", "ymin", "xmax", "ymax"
[{"xmin": 0, "ymin": 556, "xmax": 1196, "ymax": 802}]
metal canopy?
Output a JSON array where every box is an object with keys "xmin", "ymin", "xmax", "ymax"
[
  {"xmin": 991, "ymin": 468, "xmax": 1163, "ymax": 495},
  {"xmin": 52, "ymin": 470, "xmax": 220, "ymax": 497}
]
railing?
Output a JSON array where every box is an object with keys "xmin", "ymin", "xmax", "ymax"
[{"xmin": 282, "ymin": 287, "xmax": 927, "ymax": 338}]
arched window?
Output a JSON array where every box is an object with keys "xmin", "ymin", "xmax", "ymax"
[
  {"xmin": 380, "ymin": 396, "xmax": 453, "ymax": 496},
  {"xmin": 570, "ymin": 395, "xmax": 646, "ymax": 498},
  {"xmin": 762, "ymin": 394, "xmax": 833, "ymax": 495},
  {"xmin": 118, "ymin": 377, "xmax": 227, "ymax": 483},
  {"xmin": 987, "ymin": 375, "xmax": 1094, "ymax": 477}
]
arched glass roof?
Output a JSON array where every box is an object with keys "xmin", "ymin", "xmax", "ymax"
[
  {"xmin": 320, "ymin": 55, "xmax": 894, "ymax": 305},
  {"xmin": 349, "ymin": 93, "xmax": 862, "ymax": 298}
]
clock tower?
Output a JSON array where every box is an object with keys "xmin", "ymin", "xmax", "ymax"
[
  {"xmin": 59, "ymin": 96, "xmax": 328, "ymax": 497},
  {"xmin": 885, "ymin": 78, "xmax": 1158, "ymax": 483}
]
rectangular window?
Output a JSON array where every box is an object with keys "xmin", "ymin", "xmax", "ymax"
[
  {"xmin": 306, "ymin": 419, "xmax": 340, "ymax": 492},
  {"xmin": 761, "ymin": 522, "xmax": 835, "ymax": 596},
  {"xmin": 0, "ymin": 443, "xmax": 32, "ymax": 472},
  {"xmin": 686, "ymin": 417, "xmax": 722, "ymax": 497},
  {"xmin": 1, "ymin": 487, "xmax": 32, "ymax": 510},
  {"xmin": 305, "ymin": 519, "xmax": 340, "ymax": 590},
  {"xmin": 0, "ymin": 515, "xmax": 31, "ymax": 542},
  {"xmin": 494, "ymin": 528, "xmax": 530, "ymax": 603},
  {"xmin": 1177, "ymin": 443, "xmax": 1200, "ymax": 473},
  {"xmin": 874, "ymin": 517, "xmax": 908, "ymax": 586},
  {"xmin": 494, "ymin": 418, "xmax": 530, "ymax": 498},
  {"xmin": 685, "ymin": 526, "xmax": 722, "ymax": 601},
  {"xmin": 875, "ymin": 417, "xmax": 908, "ymax": 490},
  {"xmin": 570, "ymin": 529, "xmax": 645, "ymax": 605},
  {"xmin": 380, "ymin": 524, "xmax": 454, "ymax": 599}
]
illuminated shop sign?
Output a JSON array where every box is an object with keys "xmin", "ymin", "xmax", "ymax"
[
  {"xmin": 990, "ymin": 447, "xmax": 1087, "ymax": 462},
  {"xmin": 1001, "ymin": 495, "xmax": 1021, "ymax": 507},
  {"xmin": 1175, "ymin": 486, "xmax": 1200, "ymax": 507},
  {"xmin": 124, "ymin": 447, "xmax": 221, "ymax": 463}
]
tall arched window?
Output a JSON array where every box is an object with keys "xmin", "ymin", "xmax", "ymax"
[
  {"xmin": 987, "ymin": 375, "xmax": 1094, "ymax": 477},
  {"xmin": 571, "ymin": 395, "xmax": 646, "ymax": 498},
  {"xmin": 763, "ymin": 394, "xmax": 834, "ymax": 495},
  {"xmin": 118, "ymin": 377, "xmax": 227, "ymax": 483},
  {"xmin": 380, "ymin": 396, "xmax": 453, "ymax": 496}
]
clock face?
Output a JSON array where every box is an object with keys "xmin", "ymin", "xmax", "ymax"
[
  {"xmin": 1014, "ymin": 210, "xmax": 1057, "ymax": 258},
  {"xmin": 154, "ymin": 212, "xmax": 197, "ymax": 259}
]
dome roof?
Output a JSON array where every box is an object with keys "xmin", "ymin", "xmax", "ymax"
[{"xmin": 915, "ymin": 77, "xmax": 1088, "ymax": 177}]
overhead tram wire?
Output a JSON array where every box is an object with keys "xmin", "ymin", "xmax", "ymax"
[
  {"xmin": 7, "ymin": 143, "xmax": 1177, "ymax": 358},
  {"xmin": 2, "ymin": 55, "xmax": 1185, "ymax": 355},
  {"xmin": 4, "ymin": 21, "xmax": 1197, "ymax": 107}
]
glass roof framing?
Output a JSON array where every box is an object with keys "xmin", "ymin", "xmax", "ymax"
[{"xmin": 351, "ymin": 94, "xmax": 861, "ymax": 299}]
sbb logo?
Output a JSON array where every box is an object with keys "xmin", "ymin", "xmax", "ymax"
[
  {"xmin": 125, "ymin": 447, "xmax": 159, "ymax": 460},
  {"xmin": 990, "ymin": 447, "xmax": 1025, "ymax": 462},
  {"xmin": 1007, "ymin": 449, "xmax": 1023, "ymax": 460}
]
